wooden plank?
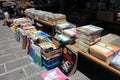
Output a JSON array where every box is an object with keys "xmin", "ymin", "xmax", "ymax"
[
  {"xmin": 25, "ymin": 13, "xmax": 56, "ymax": 27},
  {"xmin": 70, "ymin": 45, "xmax": 120, "ymax": 76}
]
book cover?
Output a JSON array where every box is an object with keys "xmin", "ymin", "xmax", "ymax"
[
  {"xmin": 58, "ymin": 45, "xmax": 78, "ymax": 76},
  {"xmin": 34, "ymin": 31, "xmax": 50, "ymax": 39},
  {"xmin": 41, "ymin": 67, "xmax": 70, "ymax": 80}
]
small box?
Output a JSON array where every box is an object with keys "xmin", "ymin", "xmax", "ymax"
[
  {"xmin": 41, "ymin": 48, "xmax": 62, "ymax": 59},
  {"xmin": 38, "ymin": 37, "xmax": 63, "ymax": 58}
]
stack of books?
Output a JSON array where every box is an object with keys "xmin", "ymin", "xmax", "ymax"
[
  {"xmin": 25, "ymin": 8, "xmax": 67, "ymax": 24},
  {"xmin": 90, "ymin": 42, "xmax": 120, "ymax": 63},
  {"xmin": 75, "ymin": 24, "xmax": 103, "ymax": 52},
  {"xmin": 11, "ymin": 18, "xmax": 28, "ymax": 32},
  {"xmin": 54, "ymin": 22, "xmax": 76, "ymax": 44}
]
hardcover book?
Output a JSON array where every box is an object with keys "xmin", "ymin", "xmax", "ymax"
[{"xmin": 58, "ymin": 45, "xmax": 78, "ymax": 76}]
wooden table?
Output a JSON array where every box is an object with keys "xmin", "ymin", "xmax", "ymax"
[
  {"xmin": 69, "ymin": 45, "xmax": 120, "ymax": 76},
  {"xmin": 24, "ymin": 13, "xmax": 56, "ymax": 35}
]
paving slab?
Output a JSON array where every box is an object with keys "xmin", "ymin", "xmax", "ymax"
[
  {"xmin": 23, "ymin": 63, "xmax": 42, "ymax": 77},
  {"xmin": 15, "ymin": 50, "xmax": 28, "ymax": 59},
  {"xmin": 26, "ymin": 73, "xmax": 44, "ymax": 80},
  {"xmin": 5, "ymin": 56, "xmax": 31, "ymax": 71},
  {"xmin": 69, "ymin": 70, "xmax": 91, "ymax": 80},
  {"xmin": 0, "ymin": 69, "xmax": 26, "ymax": 80},
  {"xmin": 0, "ymin": 51, "xmax": 2, "ymax": 56},
  {"xmin": 0, "ymin": 54, "xmax": 17, "ymax": 64},
  {"xmin": 0, "ymin": 64, "xmax": 5, "ymax": 75},
  {"xmin": 2, "ymin": 46, "xmax": 24, "ymax": 56}
]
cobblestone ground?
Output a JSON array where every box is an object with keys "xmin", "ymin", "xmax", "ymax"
[{"xmin": 0, "ymin": 20, "xmax": 90, "ymax": 80}]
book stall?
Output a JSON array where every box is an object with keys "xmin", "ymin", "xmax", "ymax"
[{"xmin": 9, "ymin": 8, "xmax": 120, "ymax": 79}]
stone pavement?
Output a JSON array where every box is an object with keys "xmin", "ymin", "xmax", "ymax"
[{"xmin": 0, "ymin": 20, "xmax": 90, "ymax": 80}]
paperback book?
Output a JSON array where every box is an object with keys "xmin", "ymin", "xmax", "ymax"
[{"xmin": 41, "ymin": 67, "xmax": 70, "ymax": 80}]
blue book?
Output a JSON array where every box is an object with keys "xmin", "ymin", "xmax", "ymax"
[
  {"xmin": 56, "ymin": 33, "xmax": 70, "ymax": 42},
  {"xmin": 34, "ymin": 31, "xmax": 50, "ymax": 39}
]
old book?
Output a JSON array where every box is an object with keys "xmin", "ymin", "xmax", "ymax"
[{"xmin": 90, "ymin": 42, "xmax": 120, "ymax": 63}]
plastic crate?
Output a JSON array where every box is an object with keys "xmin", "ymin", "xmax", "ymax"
[
  {"xmin": 42, "ymin": 60, "xmax": 60, "ymax": 70},
  {"xmin": 42, "ymin": 55, "xmax": 62, "ymax": 70},
  {"xmin": 42, "ymin": 55, "xmax": 62, "ymax": 65}
]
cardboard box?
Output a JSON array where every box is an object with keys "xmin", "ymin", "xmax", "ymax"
[
  {"xmin": 41, "ymin": 48, "xmax": 62, "ymax": 58},
  {"xmin": 90, "ymin": 42, "xmax": 120, "ymax": 63}
]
